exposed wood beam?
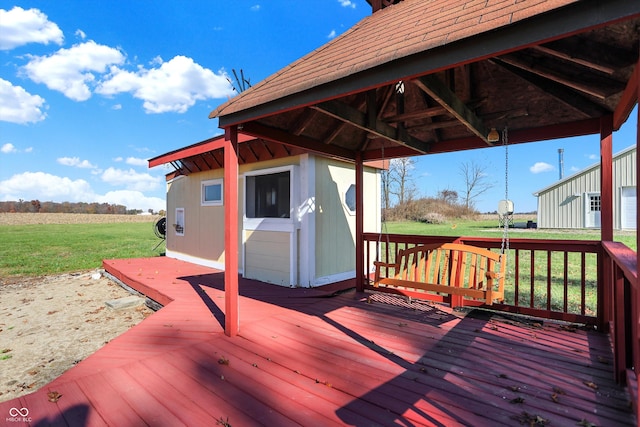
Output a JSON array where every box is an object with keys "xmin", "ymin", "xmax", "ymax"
[
  {"xmin": 491, "ymin": 58, "xmax": 609, "ymax": 118},
  {"xmin": 209, "ymin": 152, "xmax": 222, "ymax": 168},
  {"xmin": 533, "ymin": 37, "xmax": 636, "ymax": 75},
  {"xmin": 407, "ymin": 119, "xmax": 461, "ymax": 131},
  {"xmin": 179, "ymin": 160, "xmax": 192, "ymax": 174},
  {"xmin": 200, "ymin": 153, "xmax": 213, "ymax": 170},
  {"xmin": 290, "ymin": 108, "xmax": 317, "ymax": 136},
  {"xmin": 498, "ymin": 53, "xmax": 626, "ymax": 100},
  {"xmin": 240, "ymin": 121, "xmax": 356, "ymax": 162},
  {"xmin": 614, "ymin": 60, "xmax": 639, "ymax": 130},
  {"xmin": 323, "ymin": 122, "xmax": 348, "ymax": 145},
  {"xmin": 246, "ymin": 143, "xmax": 260, "ymax": 162},
  {"xmin": 384, "ymin": 106, "xmax": 449, "ymax": 123},
  {"xmin": 531, "ymin": 45, "xmax": 616, "ymax": 75},
  {"xmin": 311, "ymin": 100, "xmax": 430, "ymax": 154},
  {"xmin": 414, "ymin": 74, "xmax": 492, "ymax": 144}
]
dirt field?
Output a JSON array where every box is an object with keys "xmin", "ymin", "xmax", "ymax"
[
  {"xmin": 0, "ymin": 212, "xmax": 160, "ymax": 225},
  {"xmin": 0, "ymin": 214, "xmax": 158, "ymax": 403},
  {"xmin": 0, "ymin": 271, "xmax": 153, "ymax": 403}
]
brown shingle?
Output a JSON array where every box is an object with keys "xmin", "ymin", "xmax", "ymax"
[{"xmin": 209, "ymin": 0, "xmax": 579, "ymax": 121}]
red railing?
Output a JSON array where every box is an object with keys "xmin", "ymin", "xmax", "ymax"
[
  {"xmin": 363, "ymin": 233, "xmax": 640, "ymax": 414},
  {"xmin": 363, "ymin": 233, "xmax": 602, "ymax": 324}
]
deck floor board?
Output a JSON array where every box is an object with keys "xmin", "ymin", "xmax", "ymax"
[{"xmin": 0, "ymin": 257, "xmax": 633, "ymax": 426}]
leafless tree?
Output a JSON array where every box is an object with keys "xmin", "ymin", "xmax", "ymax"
[
  {"xmin": 459, "ymin": 160, "xmax": 495, "ymax": 210},
  {"xmin": 388, "ymin": 157, "xmax": 417, "ymax": 206}
]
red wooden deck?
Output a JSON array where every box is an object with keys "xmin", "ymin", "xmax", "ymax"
[{"xmin": 0, "ymin": 257, "xmax": 634, "ymax": 426}]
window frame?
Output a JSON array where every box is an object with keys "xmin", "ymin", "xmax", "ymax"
[
  {"xmin": 243, "ymin": 165, "xmax": 297, "ymax": 232},
  {"xmin": 201, "ymin": 178, "xmax": 224, "ymax": 206}
]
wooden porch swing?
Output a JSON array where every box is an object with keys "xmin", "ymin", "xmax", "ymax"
[{"xmin": 371, "ymin": 129, "xmax": 511, "ymax": 307}]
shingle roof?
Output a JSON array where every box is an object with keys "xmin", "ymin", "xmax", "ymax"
[{"xmin": 210, "ymin": 0, "xmax": 578, "ymax": 120}]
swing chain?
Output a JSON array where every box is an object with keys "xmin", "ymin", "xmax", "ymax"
[{"xmin": 499, "ymin": 126, "xmax": 509, "ymax": 266}]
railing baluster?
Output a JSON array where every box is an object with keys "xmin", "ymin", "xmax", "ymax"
[
  {"xmin": 514, "ymin": 249, "xmax": 520, "ymax": 308},
  {"xmin": 530, "ymin": 251, "xmax": 536, "ymax": 308},
  {"xmin": 581, "ymin": 252, "xmax": 586, "ymax": 316},
  {"xmin": 546, "ymin": 250, "xmax": 552, "ymax": 311},
  {"xmin": 563, "ymin": 252, "xmax": 569, "ymax": 313}
]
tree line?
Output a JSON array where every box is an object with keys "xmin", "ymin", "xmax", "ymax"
[{"xmin": 0, "ymin": 200, "xmax": 147, "ymax": 215}]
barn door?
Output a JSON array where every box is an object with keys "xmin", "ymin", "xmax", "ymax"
[
  {"xmin": 583, "ymin": 192, "xmax": 601, "ymax": 228},
  {"xmin": 620, "ymin": 186, "xmax": 637, "ymax": 230}
]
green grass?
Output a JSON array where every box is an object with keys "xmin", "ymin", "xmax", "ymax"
[
  {"xmin": 383, "ymin": 219, "xmax": 637, "ymax": 250},
  {"xmin": 0, "ymin": 222, "xmax": 162, "ymax": 277},
  {"xmin": 381, "ymin": 219, "xmax": 637, "ymax": 316}
]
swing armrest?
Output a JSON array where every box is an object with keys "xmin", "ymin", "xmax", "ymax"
[{"xmin": 373, "ymin": 260, "xmax": 396, "ymax": 285}]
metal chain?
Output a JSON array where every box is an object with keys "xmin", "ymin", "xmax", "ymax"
[{"xmin": 499, "ymin": 127, "xmax": 510, "ymax": 273}]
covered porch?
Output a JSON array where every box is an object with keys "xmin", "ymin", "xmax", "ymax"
[
  {"xmin": 206, "ymin": 0, "xmax": 640, "ymax": 421},
  {"xmin": 0, "ymin": 256, "xmax": 632, "ymax": 425}
]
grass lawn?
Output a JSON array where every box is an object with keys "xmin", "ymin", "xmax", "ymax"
[
  {"xmin": 0, "ymin": 222, "xmax": 162, "ymax": 277},
  {"xmin": 380, "ymin": 218, "xmax": 636, "ymax": 316},
  {"xmin": 383, "ymin": 218, "xmax": 637, "ymax": 251}
]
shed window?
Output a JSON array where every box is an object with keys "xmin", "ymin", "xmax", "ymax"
[
  {"xmin": 174, "ymin": 208, "xmax": 185, "ymax": 236},
  {"xmin": 246, "ymin": 171, "xmax": 291, "ymax": 218},
  {"xmin": 202, "ymin": 179, "xmax": 223, "ymax": 206},
  {"xmin": 589, "ymin": 195, "xmax": 601, "ymax": 212},
  {"xmin": 344, "ymin": 184, "xmax": 356, "ymax": 214}
]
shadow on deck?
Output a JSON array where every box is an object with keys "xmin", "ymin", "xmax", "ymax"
[{"xmin": 0, "ymin": 256, "xmax": 633, "ymax": 426}]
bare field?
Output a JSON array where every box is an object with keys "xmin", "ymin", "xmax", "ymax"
[
  {"xmin": 0, "ymin": 271, "xmax": 153, "ymax": 403},
  {"xmin": 0, "ymin": 213, "xmax": 161, "ymax": 225}
]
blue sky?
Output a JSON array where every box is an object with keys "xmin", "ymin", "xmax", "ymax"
[{"xmin": 0, "ymin": 1, "xmax": 636, "ymax": 213}]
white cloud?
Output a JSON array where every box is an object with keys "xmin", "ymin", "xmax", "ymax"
[
  {"xmin": 338, "ymin": 0, "xmax": 356, "ymax": 8},
  {"xmin": 1, "ymin": 143, "xmax": 17, "ymax": 153},
  {"xmin": 23, "ymin": 40, "xmax": 125, "ymax": 101},
  {"xmin": 75, "ymin": 29, "xmax": 86, "ymax": 40},
  {"xmin": 0, "ymin": 78, "xmax": 47, "ymax": 124},
  {"xmin": 0, "ymin": 6, "xmax": 63, "ymax": 50},
  {"xmin": 0, "ymin": 172, "xmax": 164, "ymax": 211},
  {"xmin": 0, "ymin": 172, "xmax": 94, "ymax": 201},
  {"xmin": 101, "ymin": 167, "xmax": 161, "ymax": 192},
  {"xmin": 250, "ymin": 5, "xmax": 261, "ymax": 11},
  {"xmin": 328, "ymin": 30, "xmax": 337, "ymax": 39},
  {"xmin": 57, "ymin": 156, "xmax": 97, "ymax": 169},
  {"xmin": 588, "ymin": 153, "xmax": 598, "ymax": 160},
  {"xmin": 530, "ymin": 162, "xmax": 554, "ymax": 174},
  {"xmin": 96, "ymin": 55, "xmax": 234, "ymax": 113},
  {"xmin": 125, "ymin": 157, "xmax": 148, "ymax": 167}
]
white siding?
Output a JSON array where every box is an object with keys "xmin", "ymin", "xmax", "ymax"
[{"xmin": 535, "ymin": 146, "xmax": 636, "ymax": 229}]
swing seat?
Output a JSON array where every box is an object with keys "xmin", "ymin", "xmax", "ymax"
[{"xmin": 371, "ymin": 243, "xmax": 505, "ymax": 307}]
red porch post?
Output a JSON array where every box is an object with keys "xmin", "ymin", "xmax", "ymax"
[
  {"xmin": 355, "ymin": 152, "xmax": 364, "ymax": 291},
  {"xmin": 224, "ymin": 126, "xmax": 239, "ymax": 337},
  {"xmin": 600, "ymin": 115, "xmax": 614, "ymax": 241}
]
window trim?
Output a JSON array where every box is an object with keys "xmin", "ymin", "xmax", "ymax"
[
  {"xmin": 201, "ymin": 178, "xmax": 224, "ymax": 206},
  {"xmin": 243, "ymin": 165, "xmax": 297, "ymax": 232}
]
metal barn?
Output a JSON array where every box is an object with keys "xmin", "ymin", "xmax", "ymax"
[{"xmin": 534, "ymin": 146, "xmax": 636, "ymax": 229}]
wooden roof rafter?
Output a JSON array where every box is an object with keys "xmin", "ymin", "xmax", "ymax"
[
  {"xmin": 310, "ymin": 98, "xmax": 430, "ymax": 155},
  {"xmin": 413, "ymin": 74, "xmax": 493, "ymax": 145}
]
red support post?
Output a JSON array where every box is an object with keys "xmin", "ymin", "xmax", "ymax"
[
  {"xmin": 355, "ymin": 152, "xmax": 365, "ymax": 292},
  {"xmin": 600, "ymin": 115, "xmax": 613, "ymax": 242},
  {"xmin": 224, "ymin": 126, "xmax": 239, "ymax": 337},
  {"xmin": 634, "ymin": 58, "xmax": 640, "ymax": 421}
]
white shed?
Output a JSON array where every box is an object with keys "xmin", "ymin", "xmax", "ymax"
[{"xmin": 149, "ymin": 134, "xmax": 382, "ymax": 287}]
